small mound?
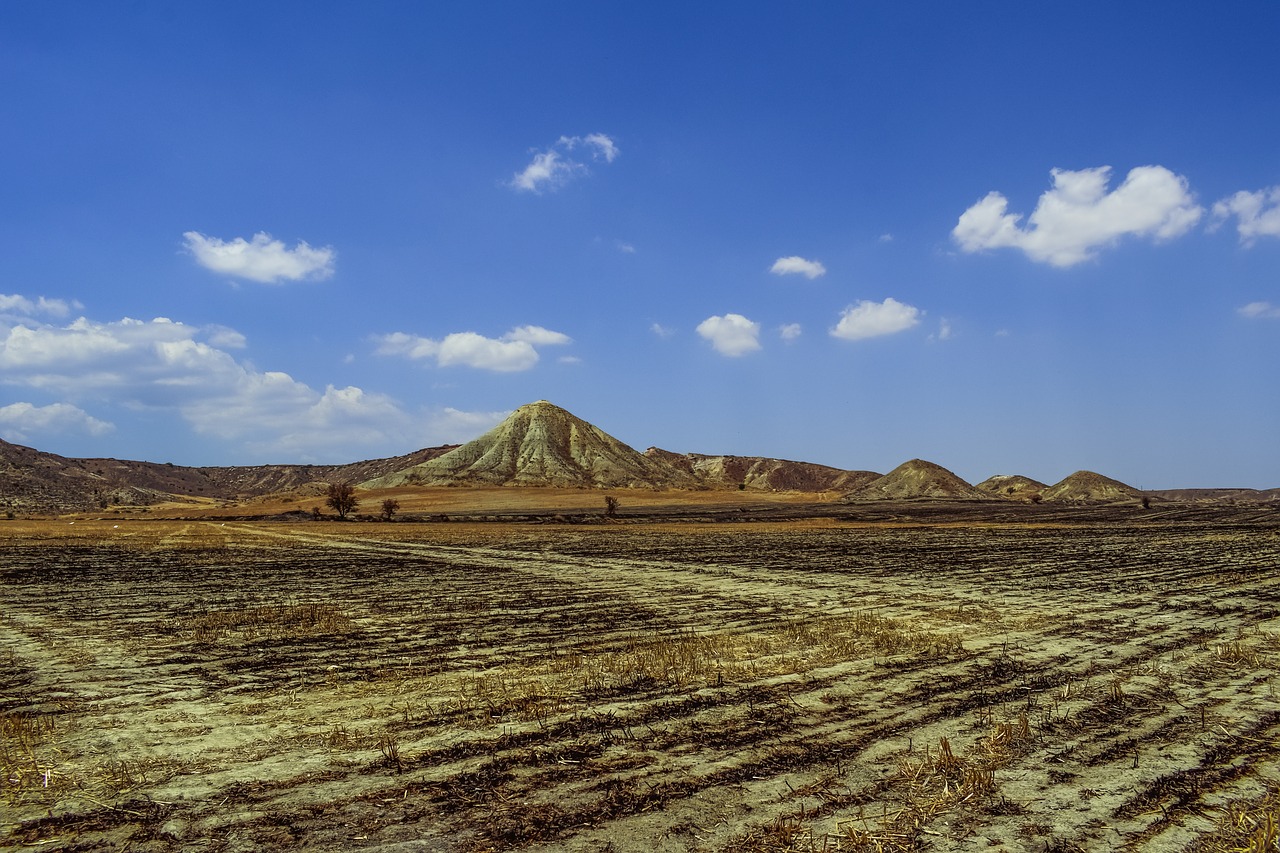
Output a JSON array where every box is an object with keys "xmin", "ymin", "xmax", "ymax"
[
  {"xmin": 847, "ymin": 459, "xmax": 991, "ymax": 501},
  {"xmin": 1039, "ymin": 471, "xmax": 1144, "ymax": 504},
  {"xmin": 976, "ymin": 474, "xmax": 1048, "ymax": 502}
]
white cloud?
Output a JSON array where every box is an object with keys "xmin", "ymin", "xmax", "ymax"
[
  {"xmin": 831, "ymin": 297, "xmax": 921, "ymax": 341},
  {"xmin": 929, "ymin": 318, "xmax": 953, "ymax": 342},
  {"xmin": 650, "ymin": 323, "xmax": 675, "ymax": 339},
  {"xmin": 0, "ymin": 402, "xmax": 114, "ymax": 443},
  {"xmin": 879, "ymin": 233, "xmax": 894, "ymax": 243},
  {"xmin": 424, "ymin": 407, "xmax": 510, "ymax": 444},
  {"xmin": 183, "ymin": 231, "xmax": 336, "ymax": 283},
  {"xmin": 697, "ymin": 313, "xmax": 761, "ymax": 357},
  {"xmin": 504, "ymin": 325, "xmax": 573, "ymax": 346},
  {"xmin": 952, "ymin": 165, "xmax": 1203, "ymax": 267},
  {"xmin": 373, "ymin": 325, "xmax": 571, "ymax": 372},
  {"xmin": 0, "ymin": 311, "xmax": 422, "ymax": 460},
  {"xmin": 1239, "ymin": 301, "xmax": 1280, "ymax": 319},
  {"xmin": 510, "ymin": 134, "xmax": 618, "ymax": 193},
  {"xmin": 1212, "ymin": 187, "xmax": 1280, "ymax": 245},
  {"xmin": 779, "ymin": 323, "xmax": 802, "ymax": 341},
  {"xmin": 578, "ymin": 133, "xmax": 620, "ymax": 163},
  {"xmin": 0, "ymin": 294, "xmax": 82, "ymax": 318},
  {"xmin": 770, "ymin": 256, "xmax": 827, "ymax": 279}
]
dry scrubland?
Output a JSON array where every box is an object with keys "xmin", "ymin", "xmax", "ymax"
[{"xmin": 2, "ymin": 509, "xmax": 1280, "ymax": 852}]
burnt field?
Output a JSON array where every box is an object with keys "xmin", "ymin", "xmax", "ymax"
[{"xmin": 2, "ymin": 512, "xmax": 1279, "ymax": 851}]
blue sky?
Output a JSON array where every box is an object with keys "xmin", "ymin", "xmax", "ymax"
[{"xmin": 2, "ymin": 2, "xmax": 1278, "ymax": 489}]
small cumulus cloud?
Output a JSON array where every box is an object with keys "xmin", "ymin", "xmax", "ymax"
[
  {"xmin": 779, "ymin": 323, "xmax": 802, "ymax": 341},
  {"xmin": 510, "ymin": 133, "xmax": 619, "ymax": 193},
  {"xmin": 184, "ymin": 231, "xmax": 336, "ymax": 283},
  {"xmin": 1212, "ymin": 186, "xmax": 1280, "ymax": 245},
  {"xmin": 929, "ymin": 318, "xmax": 953, "ymax": 342},
  {"xmin": 697, "ymin": 313, "xmax": 761, "ymax": 357},
  {"xmin": 952, "ymin": 165, "xmax": 1202, "ymax": 267},
  {"xmin": 770, "ymin": 256, "xmax": 827, "ymax": 279},
  {"xmin": 0, "ymin": 402, "xmax": 114, "ymax": 443},
  {"xmin": 0, "ymin": 294, "xmax": 83, "ymax": 318},
  {"xmin": 830, "ymin": 297, "xmax": 921, "ymax": 341},
  {"xmin": 1239, "ymin": 301, "xmax": 1280, "ymax": 319},
  {"xmin": 373, "ymin": 325, "xmax": 571, "ymax": 372}
]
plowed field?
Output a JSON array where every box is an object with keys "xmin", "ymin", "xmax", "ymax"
[{"xmin": 3, "ymin": 511, "xmax": 1279, "ymax": 851}]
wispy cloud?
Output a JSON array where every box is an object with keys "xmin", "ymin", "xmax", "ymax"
[
  {"xmin": 1239, "ymin": 301, "xmax": 1280, "ymax": 319},
  {"xmin": 424, "ymin": 407, "xmax": 511, "ymax": 444},
  {"xmin": 1212, "ymin": 186, "xmax": 1280, "ymax": 245},
  {"xmin": 0, "ymin": 401, "xmax": 114, "ymax": 443},
  {"xmin": 650, "ymin": 323, "xmax": 675, "ymax": 339},
  {"xmin": 769, "ymin": 256, "xmax": 827, "ymax": 279},
  {"xmin": 830, "ymin": 298, "xmax": 921, "ymax": 341},
  {"xmin": 952, "ymin": 165, "xmax": 1202, "ymax": 267},
  {"xmin": 779, "ymin": 323, "xmax": 802, "ymax": 341},
  {"xmin": 697, "ymin": 313, "xmax": 761, "ymax": 357},
  {"xmin": 374, "ymin": 325, "xmax": 572, "ymax": 372},
  {"xmin": 184, "ymin": 231, "xmax": 336, "ymax": 283},
  {"xmin": 510, "ymin": 133, "xmax": 619, "ymax": 193},
  {"xmin": 0, "ymin": 294, "xmax": 82, "ymax": 318}
]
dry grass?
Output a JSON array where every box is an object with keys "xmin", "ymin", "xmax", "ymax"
[
  {"xmin": 1193, "ymin": 783, "xmax": 1280, "ymax": 852},
  {"xmin": 158, "ymin": 602, "xmax": 355, "ymax": 643}
]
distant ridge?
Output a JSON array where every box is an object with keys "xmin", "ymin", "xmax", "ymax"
[
  {"xmin": 362, "ymin": 401, "xmax": 697, "ymax": 489},
  {"xmin": 646, "ymin": 448, "xmax": 879, "ymax": 492},
  {"xmin": 847, "ymin": 459, "xmax": 992, "ymax": 501},
  {"xmin": 2, "ymin": 400, "xmax": 1274, "ymax": 512},
  {"xmin": 1039, "ymin": 471, "xmax": 1144, "ymax": 504},
  {"xmin": 0, "ymin": 437, "xmax": 455, "ymax": 512}
]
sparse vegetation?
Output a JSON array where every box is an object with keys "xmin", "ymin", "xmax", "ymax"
[
  {"xmin": 1, "ymin": 513, "xmax": 1276, "ymax": 851},
  {"xmin": 324, "ymin": 480, "xmax": 359, "ymax": 519},
  {"xmin": 381, "ymin": 497, "xmax": 400, "ymax": 521}
]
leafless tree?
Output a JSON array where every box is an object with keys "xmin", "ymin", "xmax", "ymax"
[
  {"xmin": 604, "ymin": 495, "xmax": 619, "ymax": 518},
  {"xmin": 381, "ymin": 498, "xmax": 400, "ymax": 521}
]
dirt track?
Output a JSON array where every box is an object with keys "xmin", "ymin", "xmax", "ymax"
[{"xmin": 2, "ymin": 511, "xmax": 1279, "ymax": 851}]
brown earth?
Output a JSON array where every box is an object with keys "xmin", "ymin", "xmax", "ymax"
[
  {"xmin": 3, "ymin": 505, "xmax": 1279, "ymax": 851},
  {"xmin": 0, "ymin": 437, "xmax": 457, "ymax": 513}
]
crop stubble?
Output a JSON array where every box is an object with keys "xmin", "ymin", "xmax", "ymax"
[{"xmin": 1, "ymin": 513, "xmax": 1278, "ymax": 851}]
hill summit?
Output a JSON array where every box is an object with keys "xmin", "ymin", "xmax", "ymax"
[
  {"xmin": 362, "ymin": 401, "xmax": 697, "ymax": 489},
  {"xmin": 1040, "ymin": 471, "xmax": 1144, "ymax": 504},
  {"xmin": 846, "ymin": 458, "xmax": 991, "ymax": 501}
]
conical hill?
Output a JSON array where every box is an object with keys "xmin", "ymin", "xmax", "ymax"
[
  {"xmin": 361, "ymin": 401, "xmax": 697, "ymax": 489},
  {"xmin": 846, "ymin": 458, "xmax": 992, "ymax": 501}
]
